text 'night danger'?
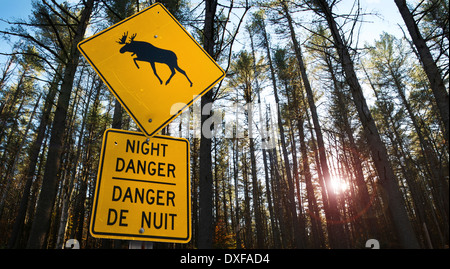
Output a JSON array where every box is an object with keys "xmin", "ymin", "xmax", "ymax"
[{"xmin": 90, "ymin": 129, "xmax": 191, "ymax": 243}]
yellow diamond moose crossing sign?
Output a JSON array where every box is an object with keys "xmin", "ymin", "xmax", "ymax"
[
  {"xmin": 90, "ymin": 129, "xmax": 191, "ymax": 243},
  {"xmin": 78, "ymin": 3, "xmax": 225, "ymax": 137}
]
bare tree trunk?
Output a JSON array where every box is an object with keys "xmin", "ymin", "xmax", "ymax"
[
  {"xmin": 232, "ymin": 136, "xmax": 242, "ymax": 248},
  {"xmin": 314, "ymin": 0, "xmax": 420, "ymax": 248},
  {"xmin": 0, "ymin": 94, "xmax": 41, "ymax": 219},
  {"xmin": 198, "ymin": 0, "xmax": 217, "ymax": 249},
  {"xmin": 389, "ymin": 64, "xmax": 449, "ymax": 232},
  {"xmin": 191, "ymin": 138, "xmax": 199, "ymax": 248},
  {"xmin": 281, "ymin": 0, "xmax": 345, "ymax": 248},
  {"xmin": 249, "ymin": 29, "xmax": 275, "ymax": 248},
  {"xmin": 112, "ymin": 100, "xmax": 122, "ymax": 129},
  {"xmin": 26, "ymin": 0, "xmax": 95, "ymax": 249},
  {"xmin": 325, "ymin": 55, "xmax": 379, "ymax": 241},
  {"xmin": 0, "ymin": 66, "xmax": 29, "ymax": 145},
  {"xmin": 249, "ymin": 118, "xmax": 265, "ymax": 248},
  {"xmin": 7, "ymin": 67, "xmax": 61, "ymax": 248},
  {"xmin": 394, "ymin": 0, "xmax": 449, "ymax": 145},
  {"xmin": 242, "ymin": 152, "xmax": 253, "ymax": 248},
  {"xmin": 258, "ymin": 14, "xmax": 303, "ymax": 248}
]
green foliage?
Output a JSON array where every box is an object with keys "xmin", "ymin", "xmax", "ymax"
[{"xmin": 0, "ymin": 0, "xmax": 448, "ymax": 250}]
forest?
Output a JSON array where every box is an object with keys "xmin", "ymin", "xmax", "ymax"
[{"xmin": 0, "ymin": 0, "xmax": 448, "ymax": 249}]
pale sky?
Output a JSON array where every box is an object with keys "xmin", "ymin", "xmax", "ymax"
[
  {"xmin": 0, "ymin": 0, "xmax": 408, "ymax": 69},
  {"xmin": 0, "ymin": 0, "xmax": 33, "ymax": 29}
]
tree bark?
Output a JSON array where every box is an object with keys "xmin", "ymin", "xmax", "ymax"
[
  {"xmin": 394, "ymin": 0, "xmax": 449, "ymax": 145},
  {"xmin": 249, "ymin": 112, "xmax": 265, "ymax": 248},
  {"xmin": 325, "ymin": 54, "xmax": 379, "ymax": 241},
  {"xmin": 315, "ymin": 0, "xmax": 420, "ymax": 248},
  {"xmin": 232, "ymin": 136, "xmax": 242, "ymax": 248},
  {"xmin": 0, "ymin": 94, "xmax": 41, "ymax": 219},
  {"xmin": 198, "ymin": 0, "xmax": 217, "ymax": 249},
  {"xmin": 260, "ymin": 16, "xmax": 303, "ymax": 248},
  {"xmin": 26, "ymin": 0, "xmax": 95, "ymax": 249},
  {"xmin": 281, "ymin": 0, "xmax": 346, "ymax": 248}
]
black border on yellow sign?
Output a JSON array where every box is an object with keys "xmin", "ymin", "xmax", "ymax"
[
  {"xmin": 77, "ymin": 3, "xmax": 225, "ymax": 137},
  {"xmin": 90, "ymin": 129, "xmax": 191, "ymax": 243}
]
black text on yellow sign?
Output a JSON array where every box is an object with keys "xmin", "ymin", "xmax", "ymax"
[{"xmin": 90, "ymin": 129, "xmax": 191, "ymax": 243}]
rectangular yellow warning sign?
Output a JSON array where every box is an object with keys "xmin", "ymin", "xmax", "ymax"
[{"xmin": 90, "ymin": 129, "xmax": 190, "ymax": 243}]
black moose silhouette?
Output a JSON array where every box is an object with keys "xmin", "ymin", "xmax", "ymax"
[{"xmin": 117, "ymin": 32, "xmax": 193, "ymax": 87}]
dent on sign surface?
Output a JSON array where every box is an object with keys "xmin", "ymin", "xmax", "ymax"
[{"xmin": 78, "ymin": 3, "xmax": 225, "ymax": 137}]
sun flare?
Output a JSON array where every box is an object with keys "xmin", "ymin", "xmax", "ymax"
[{"xmin": 330, "ymin": 176, "xmax": 349, "ymax": 194}]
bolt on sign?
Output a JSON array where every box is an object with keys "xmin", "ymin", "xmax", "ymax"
[
  {"xmin": 90, "ymin": 129, "xmax": 190, "ymax": 243},
  {"xmin": 78, "ymin": 3, "xmax": 225, "ymax": 137}
]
